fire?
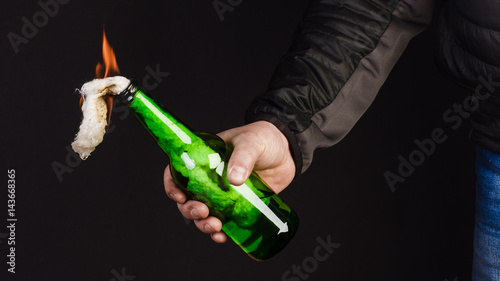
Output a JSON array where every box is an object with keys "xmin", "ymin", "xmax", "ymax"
[
  {"xmin": 96, "ymin": 28, "xmax": 120, "ymax": 78},
  {"xmin": 80, "ymin": 28, "xmax": 120, "ymax": 124}
]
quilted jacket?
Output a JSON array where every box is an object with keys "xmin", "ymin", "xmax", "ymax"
[{"xmin": 245, "ymin": 0, "xmax": 500, "ymax": 174}]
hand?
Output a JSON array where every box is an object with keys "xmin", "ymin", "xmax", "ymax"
[{"xmin": 163, "ymin": 121, "xmax": 296, "ymax": 243}]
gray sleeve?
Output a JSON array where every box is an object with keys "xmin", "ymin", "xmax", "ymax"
[{"xmin": 245, "ymin": 0, "xmax": 435, "ymax": 174}]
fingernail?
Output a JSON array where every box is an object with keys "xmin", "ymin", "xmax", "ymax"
[
  {"xmin": 229, "ymin": 166, "xmax": 246, "ymax": 183},
  {"xmin": 190, "ymin": 208, "xmax": 200, "ymax": 218},
  {"xmin": 204, "ymin": 224, "xmax": 212, "ymax": 232},
  {"xmin": 168, "ymin": 193, "xmax": 175, "ymax": 200}
]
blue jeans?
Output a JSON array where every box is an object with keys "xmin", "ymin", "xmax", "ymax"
[{"xmin": 473, "ymin": 146, "xmax": 500, "ymax": 280}]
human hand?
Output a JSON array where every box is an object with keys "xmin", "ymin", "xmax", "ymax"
[{"xmin": 163, "ymin": 121, "xmax": 295, "ymax": 243}]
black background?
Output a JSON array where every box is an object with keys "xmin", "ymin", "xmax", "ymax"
[{"xmin": 1, "ymin": 1, "xmax": 476, "ymax": 280}]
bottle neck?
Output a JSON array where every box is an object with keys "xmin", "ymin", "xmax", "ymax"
[{"xmin": 117, "ymin": 81, "xmax": 198, "ymax": 152}]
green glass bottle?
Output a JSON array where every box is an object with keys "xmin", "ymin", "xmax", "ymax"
[{"xmin": 117, "ymin": 81, "xmax": 298, "ymax": 261}]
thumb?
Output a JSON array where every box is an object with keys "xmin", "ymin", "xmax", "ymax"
[{"xmin": 227, "ymin": 145, "xmax": 260, "ymax": 186}]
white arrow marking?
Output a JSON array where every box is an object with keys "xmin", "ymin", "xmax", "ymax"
[
  {"xmin": 212, "ymin": 161, "xmax": 288, "ymax": 234},
  {"xmin": 208, "ymin": 153, "xmax": 221, "ymax": 169},
  {"xmin": 232, "ymin": 183, "xmax": 288, "ymax": 234},
  {"xmin": 137, "ymin": 95, "xmax": 192, "ymax": 144},
  {"xmin": 215, "ymin": 161, "xmax": 225, "ymax": 176},
  {"xmin": 181, "ymin": 152, "xmax": 195, "ymax": 170}
]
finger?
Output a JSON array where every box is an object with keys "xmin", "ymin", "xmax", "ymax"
[
  {"xmin": 193, "ymin": 216, "xmax": 223, "ymax": 234},
  {"xmin": 226, "ymin": 137, "xmax": 262, "ymax": 186},
  {"xmin": 164, "ymin": 165, "xmax": 187, "ymax": 204},
  {"xmin": 211, "ymin": 232, "xmax": 228, "ymax": 243},
  {"xmin": 227, "ymin": 148, "xmax": 260, "ymax": 186},
  {"xmin": 177, "ymin": 200, "xmax": 210, "ymax": 220}
]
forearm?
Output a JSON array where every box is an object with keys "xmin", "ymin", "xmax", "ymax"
[{"xmin": 246, "ymin": 0, "xmax": 435, "ymax": 174}]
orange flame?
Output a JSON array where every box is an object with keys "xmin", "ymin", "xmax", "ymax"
[
  {"xmin": 96, "ymin": 28, "xmax": 120, "ymax": 78},
  {"xmin": 80, "ymin": 28, "xmax": 119, "ymax": 125}
]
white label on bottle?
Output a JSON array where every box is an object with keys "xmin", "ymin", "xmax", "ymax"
[{"xmin": 181, "ymin": 152, "xmax": 196, "ymax": 170}]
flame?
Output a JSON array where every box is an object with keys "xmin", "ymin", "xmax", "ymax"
[
  {"xmin": 80, "ymin": 28, "xmax": 120, "ymax": 125},
  {"xmin": 96, "ymin": 28, "xmax": 120, "ymax": 78}
]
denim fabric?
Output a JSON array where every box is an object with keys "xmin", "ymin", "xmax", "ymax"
[{"xmin": 473, "ymin": 146, "xmax": 500, "ymax": 280}]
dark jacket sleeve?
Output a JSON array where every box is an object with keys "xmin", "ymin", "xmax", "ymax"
[{"xmin": 245, "ymin": 0, "xmax": 435, "ymax": 174}]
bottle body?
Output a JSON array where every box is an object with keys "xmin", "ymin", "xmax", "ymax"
[{"xmin": 118, "ymin": 82, "xmax": 298, "ymax": 260}]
